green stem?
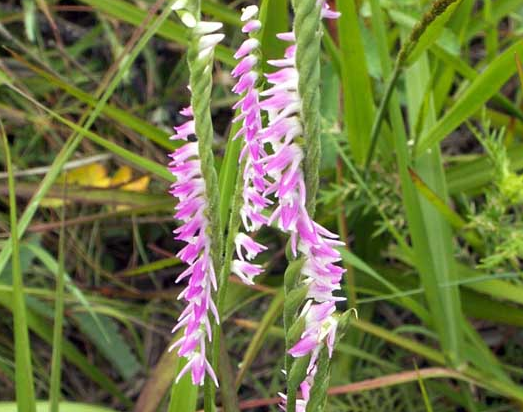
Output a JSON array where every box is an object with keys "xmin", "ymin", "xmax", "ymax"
[
  {"xmin": 287, "ymin": 1, "xmax": 326, "ymax": 410},
  {"xmin": 292, "ymin": 0, "xmax": 323, "ymax": 216},
  {"xmin": 364, "ymin": 62, "xmax": 401, "ymax": 176},
  {"xmin": 210, "ymin": 161, "xmax": 244, "ymax": 408},
  {"xmin": 179, "ymin": 4, "xmax": 223, "ymax": 410}
]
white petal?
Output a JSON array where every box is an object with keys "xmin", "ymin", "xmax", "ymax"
[
  {"xmin": 199, "ymin": 33, "xmax": 225, "ymax": 50},
  {"xmin": 241, "ymin": 5, "xmax": 259, "ymax": 21},
  {"xmin": 194, "ymin": 21, "xmax": 223, "ymax": 35}
]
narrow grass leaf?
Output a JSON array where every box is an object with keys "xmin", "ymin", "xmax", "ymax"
[
  {"xmin": 235, "ymin": 288, "xmax": 285, "ymax": 388},
  {"xmin": 167, "ymin": 358, "xmax": 198, "ymax": 412},
  {"xmin": 1, "ymin": 121, "xmax": 37, "ymax": 412},
  {"xmin": 403, "ymin": 0, "xmax": 462, "ymax": 67},
  {"xmin": 336, "ymin": 0, "xmax": 375, "ymax": 164},
  {"xmin": 417, "ymin": 41, "xmax": 523, "ymax": 154},
  {"xmin": 49, "ymin": 186, "xmax": 67, "ymax": 412},
  {"xmin": 259, "ymin": 0, "xmax": 289, "ymax": 73}
]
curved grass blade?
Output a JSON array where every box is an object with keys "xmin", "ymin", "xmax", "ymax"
[
  {"xmin": 0, "ymin": 121, "xmax": 37, "ymax": 412},
  {"xmin": 417, "ymin": 41, "xmax": 523, "ymax": 154}
]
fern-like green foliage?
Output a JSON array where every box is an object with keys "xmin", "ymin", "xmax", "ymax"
[{"xmin": 466, "ymin": 116, "xmax": 523, "ymax": 273}]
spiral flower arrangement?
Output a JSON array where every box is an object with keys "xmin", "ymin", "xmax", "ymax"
[{"xmin": 168, "ymin": 1, "xmax": 349, "ymax": 410}]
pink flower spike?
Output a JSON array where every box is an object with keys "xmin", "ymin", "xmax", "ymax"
[
  {"xmin": 232, "ymin": 71, "xmax": 258, "ymax": 94},
  {"xmin": 230, "ymin": 10, "xmax": 270, "ymax": 272},
  {"xmin": 288, "ymin": 335, "xmax": 318, "ymax": 357},
  {"xmin": 171, "ymin": 120, "xmax": 195, "ymax": 140},
  {"xmin": 169, "ymin": 101, "xmax": 219, "ymax": 388},
  {"xmin": 256, "ymin": 10, "xmax": 347, "ymax": 409}
]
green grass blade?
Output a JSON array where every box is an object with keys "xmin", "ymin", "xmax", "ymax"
[
  {"xmin": 414, "ymin": 362, "xmax": 434, "ymax": 412},
  {"xmin": 336, "ymin": 0, "xmax": 375, "ymax": 164},
  {"xmin": 167, "ymin": 359, "xmax": 198, "ymax": 412},
  {"xmin": 0, "ymin": 291, "xmax": 131, "ymax": 406},
  {"xmin": 417, "ymin": 41, "xmax": 523, "ymax": 154},
  {"xmin": 259, "ymin": 0, "xmax": 289, "ymax": 73},
  {"xmin": 408, "ymin": 167, "xmax": 483, "ymax": 249},
  {"xmin": 407, "ymin": 53, "xmax": 463, "ymax": 366},
  {"xmin": 1, "ymin": 121, "xmax": 37, "ymax": 412},
  {"xmin": 49, "ymin": 186, "xmax": 67, "ymax": 412},
  {"xmin": 22, "ymin": 0, "xmax": 36, "ymax": 42},
  {"xmin": 465, "ymin": 0, "xmax": 523, "ymax": 42},
  {"xmin": 134, "ymin": 335, "xmax": 181, "ymax": 412},
  {"xmin": 235, "ymin": 288, "xmax": 285, "ymax": 388},
  {"xmin": 7, "ymin": 51, "xmax": 175, "ymax": 151},
  {"xmin": 218, "ymin": 118, "xmax": 242, "ymax": 230},
  {"xmin": 403, "ymin": 0, "xmax": 462, "ymax": 67},
  {"xmin": 446, "ymin": 144, "xmax": 523, "ymax": 194}
]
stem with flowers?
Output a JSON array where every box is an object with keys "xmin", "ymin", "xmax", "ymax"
[
  {"xmin": 284, "ymin": 1, "xmax": 325, "ymax": 410},
  {"xmin": 168, "ymin": 1, "xmax": 225, "ymax": 410},
  {"xmin": 291, "ymin": 0, "xmax": 323, "ymax": 216}
]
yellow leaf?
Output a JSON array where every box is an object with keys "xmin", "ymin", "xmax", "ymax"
[
  {"xmin": 59, "ymin": 164, "xmax": 111, "ymax": 188},
  {"xmin": 122, "ymin": 175, "xmax": 150, "ymax": 192},
  {"xmin": 111, "ymin": 165, "xmax": 133, "ymax": 186}
]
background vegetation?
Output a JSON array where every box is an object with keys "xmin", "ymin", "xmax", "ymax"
[{"xmin": 0, "ymin": 0, "xmax": 523, "ymax": 411}]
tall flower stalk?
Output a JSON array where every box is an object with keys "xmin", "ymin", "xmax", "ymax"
[
  {"xmin": 230, "ymin": 5, "xmax": 270, "ymax": 285},
  {"xmin": 167, "ymin": 1, "xmax": 345, "ymax": 410},
  {"xmin": 256, "ymin": 1, "xmax": 343, "ymax": 411},
  {"xmin": 168, "ymin": 0, "xmax": 224, "ymax": 388}
]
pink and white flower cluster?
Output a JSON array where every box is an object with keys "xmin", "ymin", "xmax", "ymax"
[
  {"xmin": 254, "ymin": 2, "xmax": 343, "ymax": 410},
  {"xmin": 168, "ymin": 1, "xmax": 345, "ymax": 406},
  {"xmin": 230, "ymin": 6, "xmax": 270, "ymax": 286},
  {"xmin": 168, "ymin": 18, "xmax": 224, "ymax": 387}
]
